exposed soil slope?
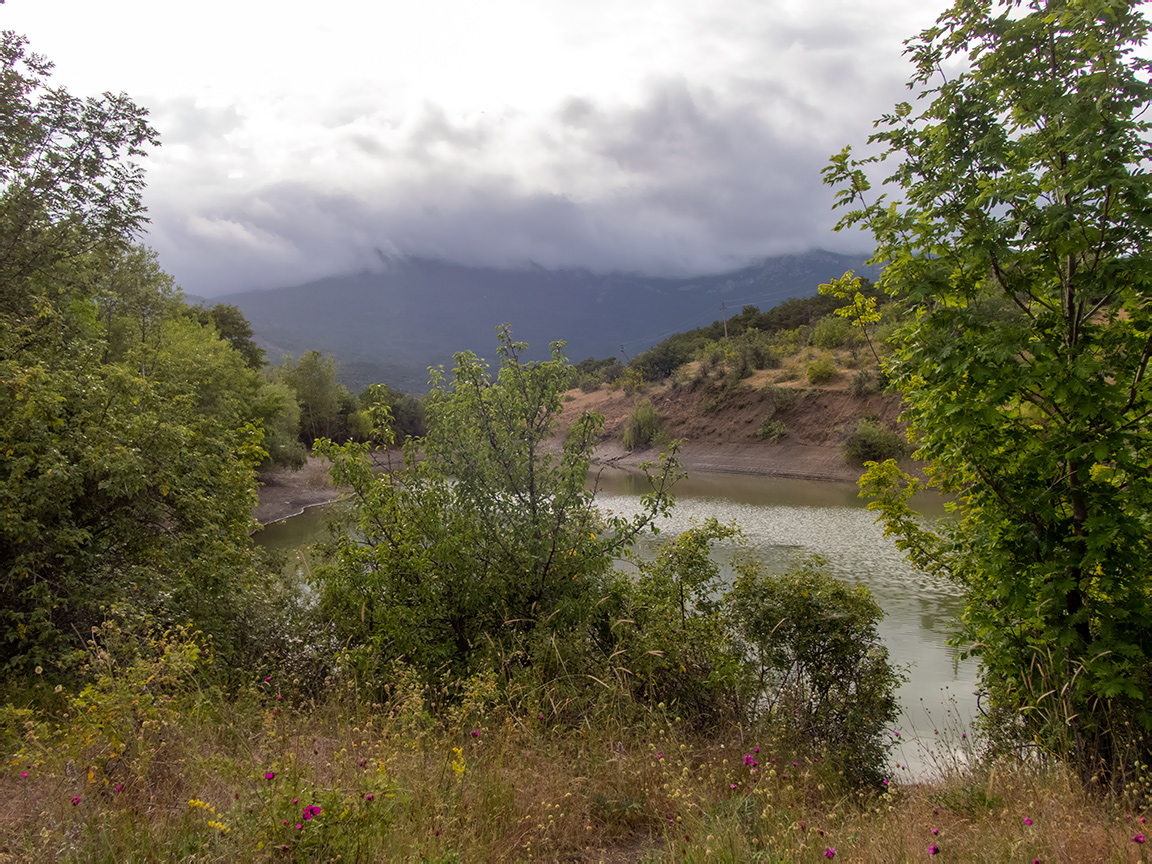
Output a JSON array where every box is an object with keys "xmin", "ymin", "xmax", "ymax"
[{"xmin": 553, "ymin": 372, "xmax": 909, "ymax": 484}]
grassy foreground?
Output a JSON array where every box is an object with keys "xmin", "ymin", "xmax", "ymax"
[{"xmin": 3, "ymin": 640, "xmax": 1150, "ymax": 863}]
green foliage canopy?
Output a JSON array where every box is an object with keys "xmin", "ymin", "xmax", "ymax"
[{"xmin": 825, "ymin": 0, "xmax": 1152, "ymax": 777}]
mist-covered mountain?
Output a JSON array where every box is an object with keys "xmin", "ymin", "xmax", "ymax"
[{"xmin": 218, "ymin": 250, "xmax": 881, "ymax": 392}]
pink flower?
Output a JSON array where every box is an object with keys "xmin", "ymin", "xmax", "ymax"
[
  {"xmin": 932, "ymin": 828, "xmax": 938, "ymax": 835},
  {"xmin": 929, "ymin": 844, "xmax": 940, "ymax": 855},
  {"xmin": 302, "ymin": 804, "xmax": 322, "ymax": 821},
  {"xmin": 1024, "ymin": 817, "xmax": 1033, "ymax": 826},
  {"xmin": 471, "ymin": 730, "xmax": 480, "ymax": 737},
  {"xmin": 823, "ymin": 849, "xmax": 835, "ymax": 859},
  {"xmin": 114, "ymin": 784, "xmax": 123, "ymax": 792},
  {"xmin": 365, "ymin": 793, "xmax": 374, "ymax": 801},
  {"xmin": 1134, "ymin": 833, "xmax": 1146, "ymax": 843},
  {"xmin": 264, "ymin": 771, "xmax": 275, "ymax": 780},
  {"xmin": 20, "ymin": 771, "xmax": 28, "ymax": 778},
  {"xmin": 71, "ymin": 795, "xmax": 80, "ymax": 805}
]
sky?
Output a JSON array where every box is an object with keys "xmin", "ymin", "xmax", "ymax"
[{"xmin": 4, "ymin": 0, "xmax": 939, "ymax": 296}]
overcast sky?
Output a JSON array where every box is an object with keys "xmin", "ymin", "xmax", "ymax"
[{"xmin": 4, "ymin": 0, "xmax": 939, "ymax": 296}]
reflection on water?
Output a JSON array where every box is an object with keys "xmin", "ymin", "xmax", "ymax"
[{"xmin": 255, "ymin": 468, "xmax": 978, "ymax": 773}]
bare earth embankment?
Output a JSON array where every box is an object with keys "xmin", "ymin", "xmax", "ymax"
[
  {"xmin": 254, "ymin": 372, "xmax": 913, "ymax": 524},
  {"xmin": 552, "ymin": 370, "xmax": 910, "ymax": 484}
]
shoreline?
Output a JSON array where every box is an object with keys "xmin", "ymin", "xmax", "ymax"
[{"xmin": 253, "ymin": 442, "xmax": 876, "ymax": 526}]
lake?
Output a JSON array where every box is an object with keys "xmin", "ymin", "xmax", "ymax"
[{"xmin": 255, "ymin": 468, "xmax": 977, "ymax": 777}]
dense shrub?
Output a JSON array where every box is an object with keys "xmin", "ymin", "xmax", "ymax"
[
  {"xmin": 812, "ymin": 315, "xmax": 852, "ymax": 349},
  {"xmin": 843, "ymin": 419, "xmax": 909, "ymax": 464},
  {"xmin": 756, "ymin": 419, "xmax": 788, "ymax": 442},
  {"xmin": 622, "ymin": 397, "xmax": 663, "ymax": 451},
  {"xmin": 806, "ymin": 355, "xmax": 838, "ymax": 384},
  {"xmin": 726, "ymin": 554, "xmax": 903, "ymax": 785}
]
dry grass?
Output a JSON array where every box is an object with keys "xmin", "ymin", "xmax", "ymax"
[{"xmin": 5, "ymin": 673, "xmax": 1152, "ymax": 863}]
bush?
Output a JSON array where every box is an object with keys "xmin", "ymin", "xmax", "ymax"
[
  {"xmin": 622, "ymin": 397, "xmax": 663, "ymax": 451},
  {"xmin": 849, "ymin": 370, "xmax": 875, "ymax": 397},
  {"xmin": 725, "ymin": 555, "xmax": 903, "ymax": 785},
  {"xmin": 314, "ymin": 329, "xmax": 680, "ymax": 695},
  {"xmin": 806, "ymin": 355, "xmax": 838, "ymax": 384},
  {"xmin": 843, "ymin": 419, "xmax": 909, "ymax": 464},
  {"xmin": 812, "ymin": 315, "xmax": 852, "ymax": 349},
  {"xmin": 756, "ymin": 419, "xmax": 788, "ymax": 442}
]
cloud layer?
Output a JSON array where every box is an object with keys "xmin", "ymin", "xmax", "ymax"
[{"xmin": 6, "ymin": 0, "xmax": 938, "ymax": 295}]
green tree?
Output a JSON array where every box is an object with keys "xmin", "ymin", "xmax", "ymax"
[
  {"xmin": 277, "ymin": 350, "xmax": 353, "ymax": 445},
  {"xmin": 314, "ymin": 328, "xmax": 680, "ymax": 690},
  {"xmin": 824, "ymin": 0, "xmax": 1152, "ymax": 780},
  {"xmin": 0, "ymin": 31, "xmax": 158, "ymax": 309},
  {"xmin": 0, "ymin": 249, "xmax": 265, "ymax": 673},
  {"xmin": 194, "ymin": 303, "xmax": 266, "ymax": 370}
]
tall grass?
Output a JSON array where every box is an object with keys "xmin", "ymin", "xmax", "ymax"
[{"xmin": 6, "ymin": 643, "xmax": 1151, "ymax": 863}]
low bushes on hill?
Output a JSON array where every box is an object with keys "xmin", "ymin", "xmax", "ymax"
[{"xmin": 844, "ymin": 418, "xmax": 910, "ymax": 464}]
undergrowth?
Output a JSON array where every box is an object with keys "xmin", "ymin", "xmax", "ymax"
[{"xmin": 4, "ymin": 635, "xmax": 1151, "ymax": 863}]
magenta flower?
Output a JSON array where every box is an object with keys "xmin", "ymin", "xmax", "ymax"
[
  {"xmin": 114, "ymin": 784, "xmax": 123, "ymax": 792},
  {"xmin": 1134, "ymin": 833, "xmax": 1146, "ymax": 843},
  {"xmin": 264, "ymin": 771, "xmax": 275, "ymax": 780},
  {"xmin": 471, "ymin": 730, "xmax": 480, "ymax": 737},
  {"xmin": 20, "ymin": 771, "xmax": 28, "ymax": 778},
  {"xmin": 302, "ymin": 804, "xmax": 322, "ymax": 821},
  {"xmin": 928, "ymin": 844, "xmax": 940, "ymax": 855},
  {"xmin": 1024, "ymin": 817, "xmax": 1033, "ymax": 826},
  {"xmin": 932, "ymin": 828, "xmax": 938, "ymax": 835},
  {"xmin": 71, "ymin": 795, "xmax": 80, "ymax": 805},
  {"xmin": 365, "ymin": 793, "xmax": 374, "ymax": 801},
  {"xmin": 823, "ymin": 849, "xmax": 836, "ymax": 859}
]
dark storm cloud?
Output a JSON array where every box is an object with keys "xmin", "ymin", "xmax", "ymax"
[{"xmin": 146, "ymin": 71, "xmax": 887, "ymax": 296}]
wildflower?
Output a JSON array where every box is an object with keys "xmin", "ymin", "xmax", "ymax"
[
  {"xmin": 114, "ymin": 784, "xmax": 123, "ymax": 792},
  {"xmin": 20, "ymin": 771, "xmax": 28, "ymax": 779},
  {"xmin": 365, "ymin": 793, "xmax": 374, "ymax": 801},
  {"xmin": 71, "ymin": 795, "xmax": 80, "ymax": 805},
  {"xmin": 928, "ymin": 844, "xmax": 939, "ymax": 855},
  {"xmin": 823, "ymin": 849, "xmax": 836, "ymax": 859},
  {"xmin": 302, "ymin": 804, "xmax": 322, "ymax": 821},
  {"xmin": 264, "ymin": 771, "xmax": 275, "ymax": 780},
  {"xmin": 1135, "ymin": 833, "xmax": 1146, "ymax": 843},
  {"xmin": 730, "ymin": 784, "xmax": 738, "ymax": 789},
  {"xmin": 295, "ymin": 823, "xmax": 302, "ymax": 830},
  {"xmin": 471, "ymin": 730, "xmax": 480, "ymax": 737},
  {"xmin": 656, "ymin": 753, "xmax": 664, "ymax": 760},
  {"xmin": 292, "ymin": 798, "xmax": 298, "ymax": 804},
  {"xmin": 932, "ymin": 829, "xmax": 938, "ymax": 835}
]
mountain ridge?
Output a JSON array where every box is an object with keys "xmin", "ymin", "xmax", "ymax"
[{"xmin": 218, "ymin": 250, "xmax": 881, "ymax": 392}]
